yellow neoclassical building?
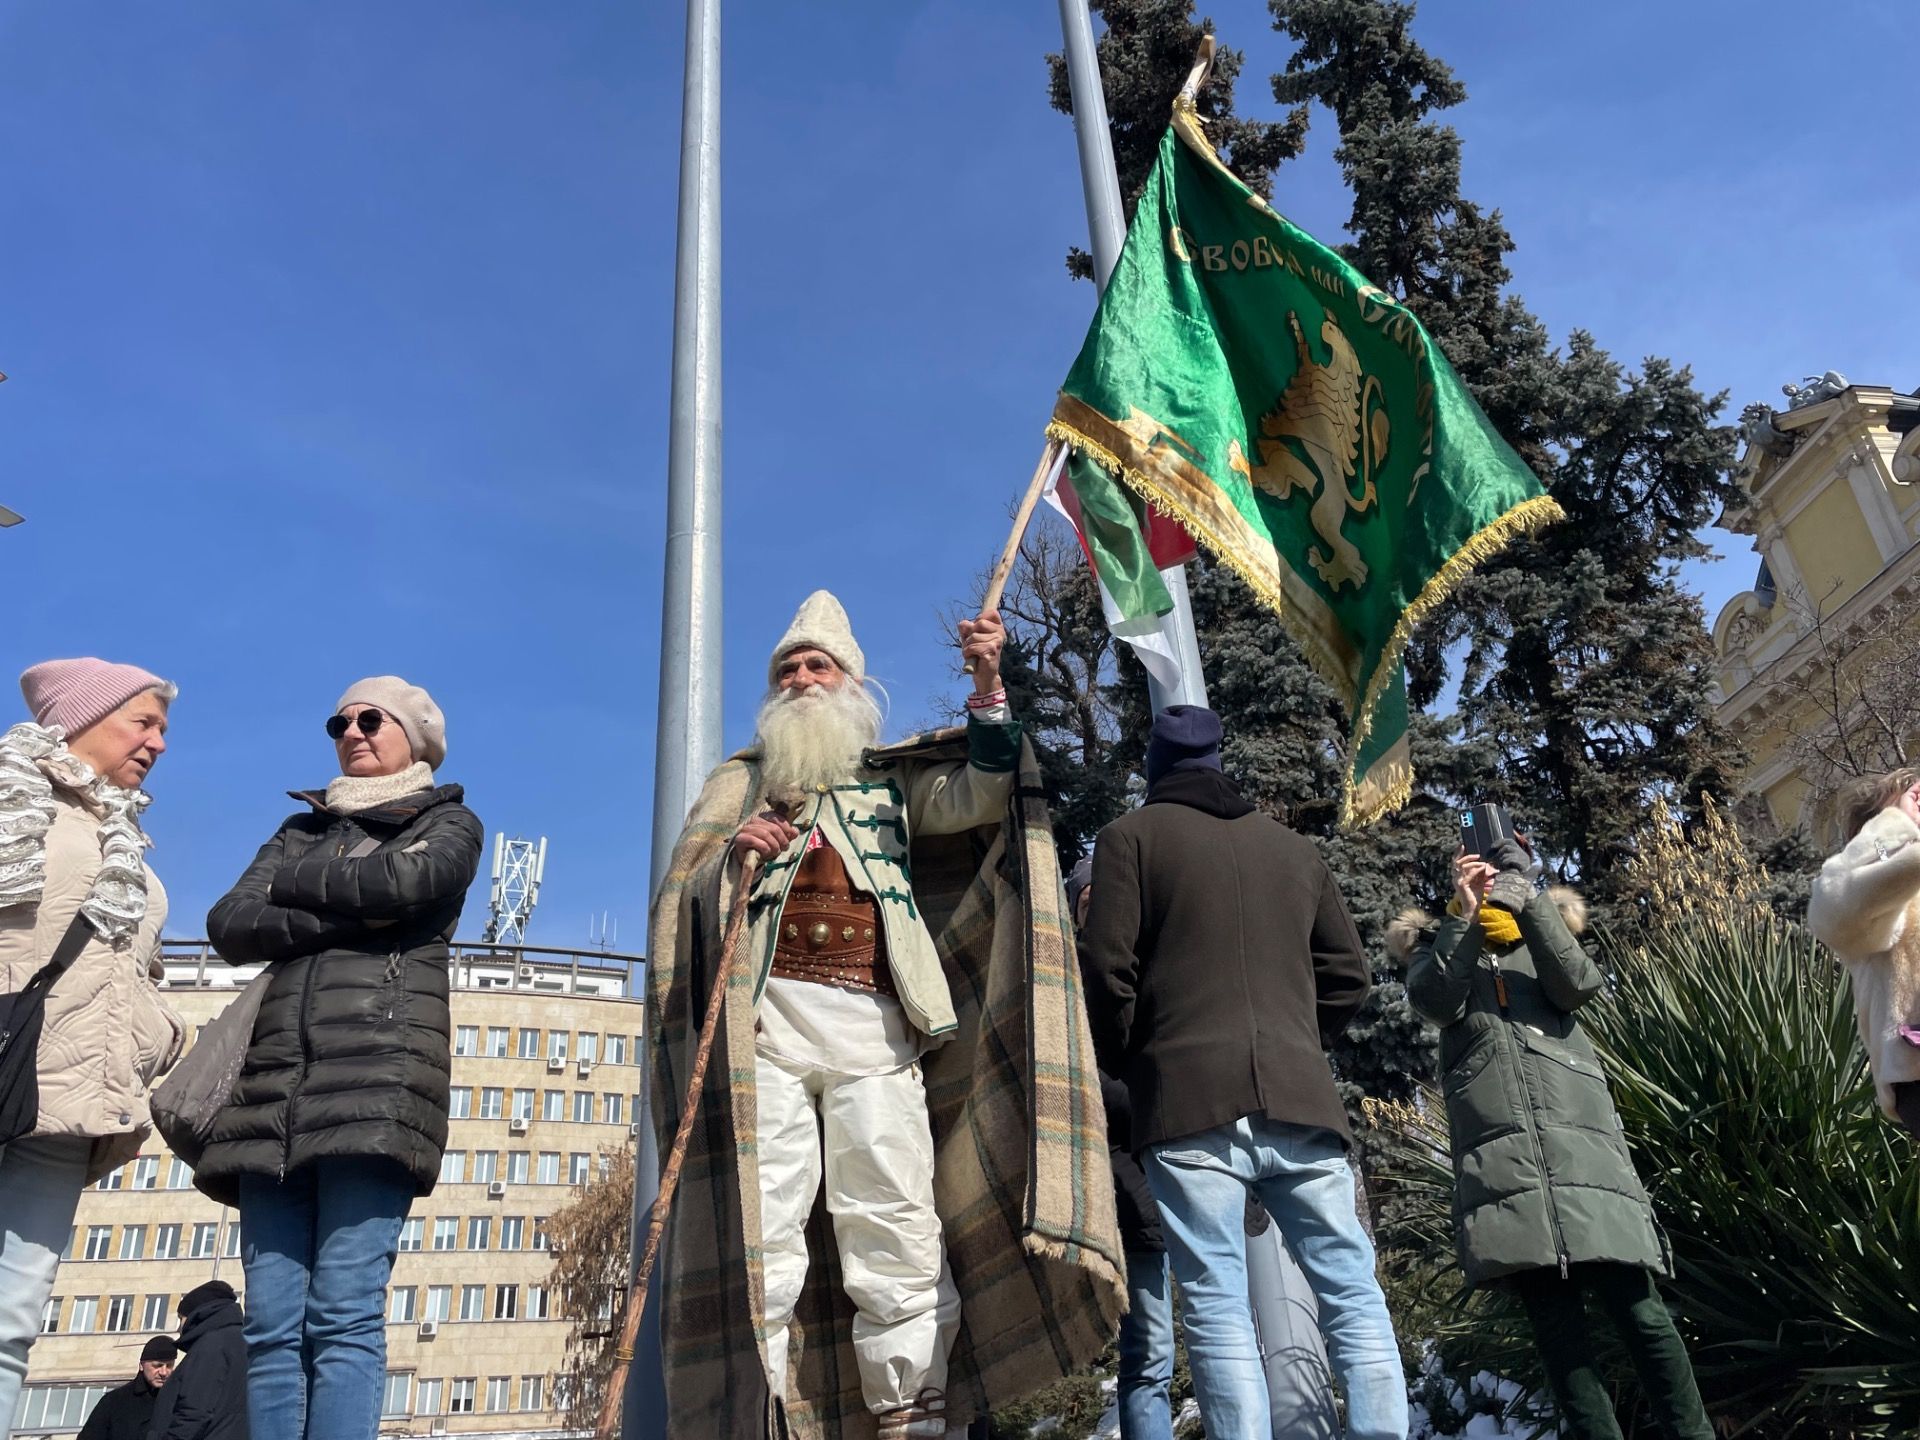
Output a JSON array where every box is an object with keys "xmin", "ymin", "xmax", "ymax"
[
  {"xmin": 14, "ymin": 942, "xmax": 645, "ymax": 1440},
  {"xmin": 1711, "ymin": 378, "xmax": 1920, "ymax": 836}
]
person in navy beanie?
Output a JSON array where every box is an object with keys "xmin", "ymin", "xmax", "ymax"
[
  {"xmin": 147, "ymin": 1281, "xmax": 248, "ymax": 1440},
  {"xmin": 1080, "ymin": 706, "xmax": 1406, "ymax": 1439}
]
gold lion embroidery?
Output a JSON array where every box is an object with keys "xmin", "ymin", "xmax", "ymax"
[{"xmin": 1250, "ymin": 312, "xmax": 1389, "ymax": 592}]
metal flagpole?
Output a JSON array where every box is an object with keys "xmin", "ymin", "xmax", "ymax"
[
  {"xmin": 1054, "ymin": 5, "xmax": 1338, "ymax": 1434},
  {"xmin": 630, "ymin": 0, "xmax": 724, "ymax": 1434},
  {"xmin": 1056, "ymin": 0, "xmax": 1207, "ymax": 714}
]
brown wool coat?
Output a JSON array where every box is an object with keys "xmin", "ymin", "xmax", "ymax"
[{"xmin": 0, "ymin": 785, "xmax": 183, "ymax": 1180}]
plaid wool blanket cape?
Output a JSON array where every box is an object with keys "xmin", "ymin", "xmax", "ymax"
[{"xmin": 646, "ymin": 729, "xmax": 1125, "ymax": 1439}]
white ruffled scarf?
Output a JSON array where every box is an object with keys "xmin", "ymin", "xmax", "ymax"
[
  {"xmin": 325, "ymin": 761, "xmax": 434, "ymax": 815},
  {"xmin": 0, "ymin": 722, "xmax": 153, "ymax": 948}
]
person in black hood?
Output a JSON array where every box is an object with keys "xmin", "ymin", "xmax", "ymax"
[
  {"xmin": 202, "ymin": 677, "xmax": 482, "ymax": 1440},
  {"xmin": 1080, "ymin": 706, "xmax": 1405, "ymax": 1440},
  {"xmin": 78, "ymin": 1336, "xmax": 175, "ymax": 1440},
  {"xmin": 146, "ymin": 1282, "xmax": 247, "ymax": 1440}
]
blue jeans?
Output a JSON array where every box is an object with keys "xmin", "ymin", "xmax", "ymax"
[
  {"xmin": 0, "ymin": 1137, "xmax": 90, "ymax": 1439},
  {"xmin": 1117, "ymin": 1249, "xmax": 1175, "ymax": 1440},
  {"xmin": 238, "ymin": 1158, "xmax": 415, "ymax": 1440},
  {"xmin": 1144, "ymin": 1116, "xmax": 1408, "ymax": 1440}
]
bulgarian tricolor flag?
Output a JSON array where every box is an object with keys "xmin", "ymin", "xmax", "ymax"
[{"xmin": 1041, "ymin": 443, "xmax": 1197, "ymax": 694}]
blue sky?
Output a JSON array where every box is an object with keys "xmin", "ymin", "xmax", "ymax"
[{"xmin": 2, "ymin": 1, "xmax": 1912, "ymax": 947}]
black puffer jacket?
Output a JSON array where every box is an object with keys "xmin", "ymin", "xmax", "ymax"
[
  {"xmin": 146, "ymin": 1297, "xmax": 248, "ymax": 1440},
  {"xmin": 198, "ymin": 783, "xmax": 482, "ymax": 1202}
]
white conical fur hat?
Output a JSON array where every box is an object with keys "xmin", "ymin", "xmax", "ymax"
[{"xmin": 768, "ymin": 590, "xmax": 865, "ymax": 685}]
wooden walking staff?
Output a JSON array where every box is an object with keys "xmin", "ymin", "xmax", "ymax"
[
  {"xmin": 596, "ymin": 851, "xmax": 761, "ymax": 1440},
  {"xmin": 964, "ymin": 437, "xmax": 1068, "ymax": 673}
]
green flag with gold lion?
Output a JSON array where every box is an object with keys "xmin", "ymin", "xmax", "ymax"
[{"xmin": 1047, "ymin": 99, "xmax": 1562, "ymax": 824}]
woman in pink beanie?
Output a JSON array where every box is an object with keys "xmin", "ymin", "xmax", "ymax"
[{"xmin": 0, "ymin": 659, "xmax": 185, "ymax": 1427}]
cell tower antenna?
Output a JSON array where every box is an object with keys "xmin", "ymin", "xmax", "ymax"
[
  {"xmin": 588, "ymin": 910, "xmax": 620, "ymax": 953},
  {"xmin": 482, "ymin": 834, "xmax": 547, "ymax": 945}
]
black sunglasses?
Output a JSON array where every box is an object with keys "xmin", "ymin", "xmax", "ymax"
[{"xmin": 325, "ymin": 709, "xmax": 389, "ymax": 740}]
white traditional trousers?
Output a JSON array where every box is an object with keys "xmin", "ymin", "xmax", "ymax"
[{"xmin": 754, "ymin": 984, "xmax": 960, "ymax": 1413}]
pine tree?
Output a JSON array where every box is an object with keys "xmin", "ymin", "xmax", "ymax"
[{"xmin": 1269, "ymin": 0, "xmax": 1751, "ymax": 925}]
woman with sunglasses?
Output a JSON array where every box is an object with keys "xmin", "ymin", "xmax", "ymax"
[{"xmin": 201, "ymin": 676, "xmax": 482, "ymax": 1440}]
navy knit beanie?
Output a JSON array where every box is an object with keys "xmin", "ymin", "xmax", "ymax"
[
  {"xmin": 1145, "ymin": 705, "xmax": 1224, "ymax": 785},
  {"xmin": 178, "ymin": 1280, "xmax": 235, "ymax": 1319}
]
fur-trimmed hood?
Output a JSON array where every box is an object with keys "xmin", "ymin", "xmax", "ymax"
[{"xmin": 1386, "ymin": 886, "xmax": 1587, "ymax": 961}]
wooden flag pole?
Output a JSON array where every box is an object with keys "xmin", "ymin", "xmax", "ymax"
[
  {"xmin": 596, "ymin": 851, "xmax": 761, "ymax": 1440},
  {"xmin": 965, "ymin": 437, "xmax": 1066, "ymax": 673}
]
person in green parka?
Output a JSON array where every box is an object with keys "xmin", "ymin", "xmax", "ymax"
[{"xmin": 1396, "ymin": 837, "xmax": 1712, "ymax": 1440}]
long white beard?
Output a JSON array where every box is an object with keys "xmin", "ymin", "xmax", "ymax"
[{"xmin": 755, "ymin": 682, "xmax": 883, "ymax": 808}]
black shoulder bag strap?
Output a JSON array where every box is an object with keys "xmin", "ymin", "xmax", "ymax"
[{"xmin": 0, "ymin": 912, "xmax": 97, "ymax": 1062}]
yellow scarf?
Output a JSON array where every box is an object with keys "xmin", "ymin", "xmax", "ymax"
[{"xmin": 1448, "ymin": 896, "xmax": 1521, "ymax": 947}]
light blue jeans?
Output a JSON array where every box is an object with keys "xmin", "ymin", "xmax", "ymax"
[
  {"xmin": 1117, "ymin": 1250, "xmax": 1175, "ymax": 1440},
  {"xmin": 0, "ymin": 1136, "xmax": 91, "ymax": 1439},
  {"xmin": 238, "ymin": 1158, "xmax": 415, "ymax": 1440},
  {"xmin": 1143, "ymin": 1116, "xmax": 1408, "ymax": 1440}
]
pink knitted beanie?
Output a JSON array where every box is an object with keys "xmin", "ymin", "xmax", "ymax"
[{"xmin": 19, "ymin": 658, "xmax": 172, "ymax": 738}]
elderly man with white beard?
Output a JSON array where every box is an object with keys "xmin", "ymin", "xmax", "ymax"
[{"xmin": 653, "ymin": 589, "xmax": 1020, "ymax": 1440}]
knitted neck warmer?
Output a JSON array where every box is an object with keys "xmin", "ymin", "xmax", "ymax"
[
  {"xmin": 1448, "ymin": 895, "xmax": 1522, "ymax": 947},
  {"xmin": 0, "ymin": 721, "xmax": 152, "ymax": 947},
  {"xmin": 325, "ymin": 761, "xmax": 434, "ymax": 815}
]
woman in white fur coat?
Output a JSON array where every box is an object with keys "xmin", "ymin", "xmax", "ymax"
[{"xmin": 1806, "ymin": 768, "xmax": 1920, "ymax": 1135}]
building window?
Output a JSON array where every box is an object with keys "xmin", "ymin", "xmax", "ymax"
[
  {"xmin": 70, "ymin": 1297, "xmax": 98, "ymax": 1334},
  {"xmin": 607, "ymin": 1034, "xmax": 628, "ymax": 1065},
  {"xmin": 40, "ymin": 1299, "xmax": 60, "ymax": 1335},
  {"xmin": 398, "ymin": 1218, "xmax": 423, "ymax": 1252},
  {"xmin": 62, "ymin": 1228, "xmax": 75, "ymax": 1260},
  {"xmin": 96, "ymin": 1164, "xmax": 126, "ymax": 1191},
  {"xmin": 131, "ymin": 1156, "xmax": 159, "ymax": 1190},
  {"xmin": 542, "ymin": 1090, "xmax": 564, "ymax": 1122},
  {"xmin": 190, "ymin": 1224, "xmax": 217, "ymax": 1259},
  {"xmin": 432, "ymin": 1218, "xmax": 457, "ymax": 1252},
  {"xmin": 493, "ymin": 1285, "xmax": 517, "ymax": 1321},
  {"xmin": 141, "ymin": 1295, "xmax": 169, "ymax": 1331},
  {"xmin": 569, "ymin": 1153, "xmax": 590, "ymax": 1186},
  {"xmin": 459, "ymin": 1286, "xmax": 485, "ymax": 1322},
  {"xmin": 577, "ymin": 1032, "xmax": 598, "ymax": 1064},
  {"xmin": 486, "ymin": 1026, "xmax": 510, "ymax": 1058},
  {"xmin": 537, "ymin": 1152, "xmax": 560, "ymax": 1185},
  {"xmin": 415, "ymin": 1378, "xmax": 443, "ymax": 1417},
  {"xmin": 517, "ymin": 1028, "xmax": 540, "ymax": 1059},
  {"xmin": 105, "ymin": 1296, "xmax": 133, "ymax": 1333},
  {"xmin": 479, "ymin": 1087, "xmax": 504, "ymax": 1119},
  {"xmin": 512, "ymin": 1088, "xmax": 535, "ymax": 1120},
  {"xmin": 382, "ymin": 1372, "xmax": 414, "ymax": 1418},
  {"xmin": 519, "ymin": 1375, "xmax": 545, "ymax": 1412},
  {"xmin": 448, "ymin": 1087, "xmax": 473, "ymax": 1120},
  {"xmin": 527, "ymin": 1284, "xmax": 550, "ymax": 1320},
  {"xmin": 532, "ymin": 1218, "xmax": 549, "ymax": 1253},
  {"xmin": 224, "ymin": 1223, "xmax": 242, "ymax": 1258},
  {"xmin": 119, "ymin": 1226, "xmax": 147, "ymax": 1261},
  {"xmin": 472, "ymin": 1151, "xmax": 498, "ymax": 1184},
  {"xmin": 388, "ymin": 1287, "xmax": 417, "ymax": 1323},
  {"xmin": 547, "ymin": 1032, "xmax": 568, "ymax": 1063},
  {"xmin": 154, "ymin": 1224, "xmax": 181, "ymax": 1260},
  {"xmin": 572, "ymin": 1092, "xmax": 594, "ymax": 1123},
  {"xmin": 454, "ymin": 1026, "xmax": 479, "ymax": 1057},
  {"xmin": 449, "ymin": 1379, "xmax": 476, "ymax": 1415},
  {"xmin": 486, "ymin": 1376, "xmax": 512, "ymax": 1412},
  {"xmin": 499, "ymin": 1216, "xmax": 524, "ymax": 1251},
  {"xmin": 16, "ymin": 1384, "xmax": 118, "ymax": 1432},
  {"xmin": 166, "ymin": 1157, "xmax": 192, "ymax": 1190},
  {"xmin": 439, "ymin": 1151, "xmax": 465, "ymax": 1185},
  {"xmin": 604, "ymin": 1093, "xmax": 624, "ymax": 1126},
  {"xmin": 84, "ymin": 1226, "xmax": 113, "ymax": 1261},
  {"xmin": 425, "ymin": 1287, "xmax": 452, "ymax": 1323},
  {"xmin": 507, "ymin": 1151, "xmax": 530, "ymax": 1184},
  {"xmin": 466, "ymin": 1217, "xmax": 491, "ymax": 1251}
]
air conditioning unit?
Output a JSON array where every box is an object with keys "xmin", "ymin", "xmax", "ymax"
[
  {"xmin": 417, "ymin": 1320, "xmax": 439, "ymax": 1339},
  {"xmin": 518, "ymin": 965, "xmax": 534, "ymax": 980},
  {"xmin": 546, "ymin": 1056, "xmax": 565, "ymax": 1073},
  {"xmin": 487, "ymin": 1180, "xmax": 507, "ymax": 1199},
  {"xmin": 508, "ymin": 1116, "xmax": 529, "ymax": 1134},
  {"xmin": 576, "ymin": 1059, "xmax": 593, "ymax": 1078}
]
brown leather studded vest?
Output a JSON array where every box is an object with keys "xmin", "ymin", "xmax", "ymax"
[{"xmin": 771, "ymin": 835, "xmax": 894, "ymax": 997}]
